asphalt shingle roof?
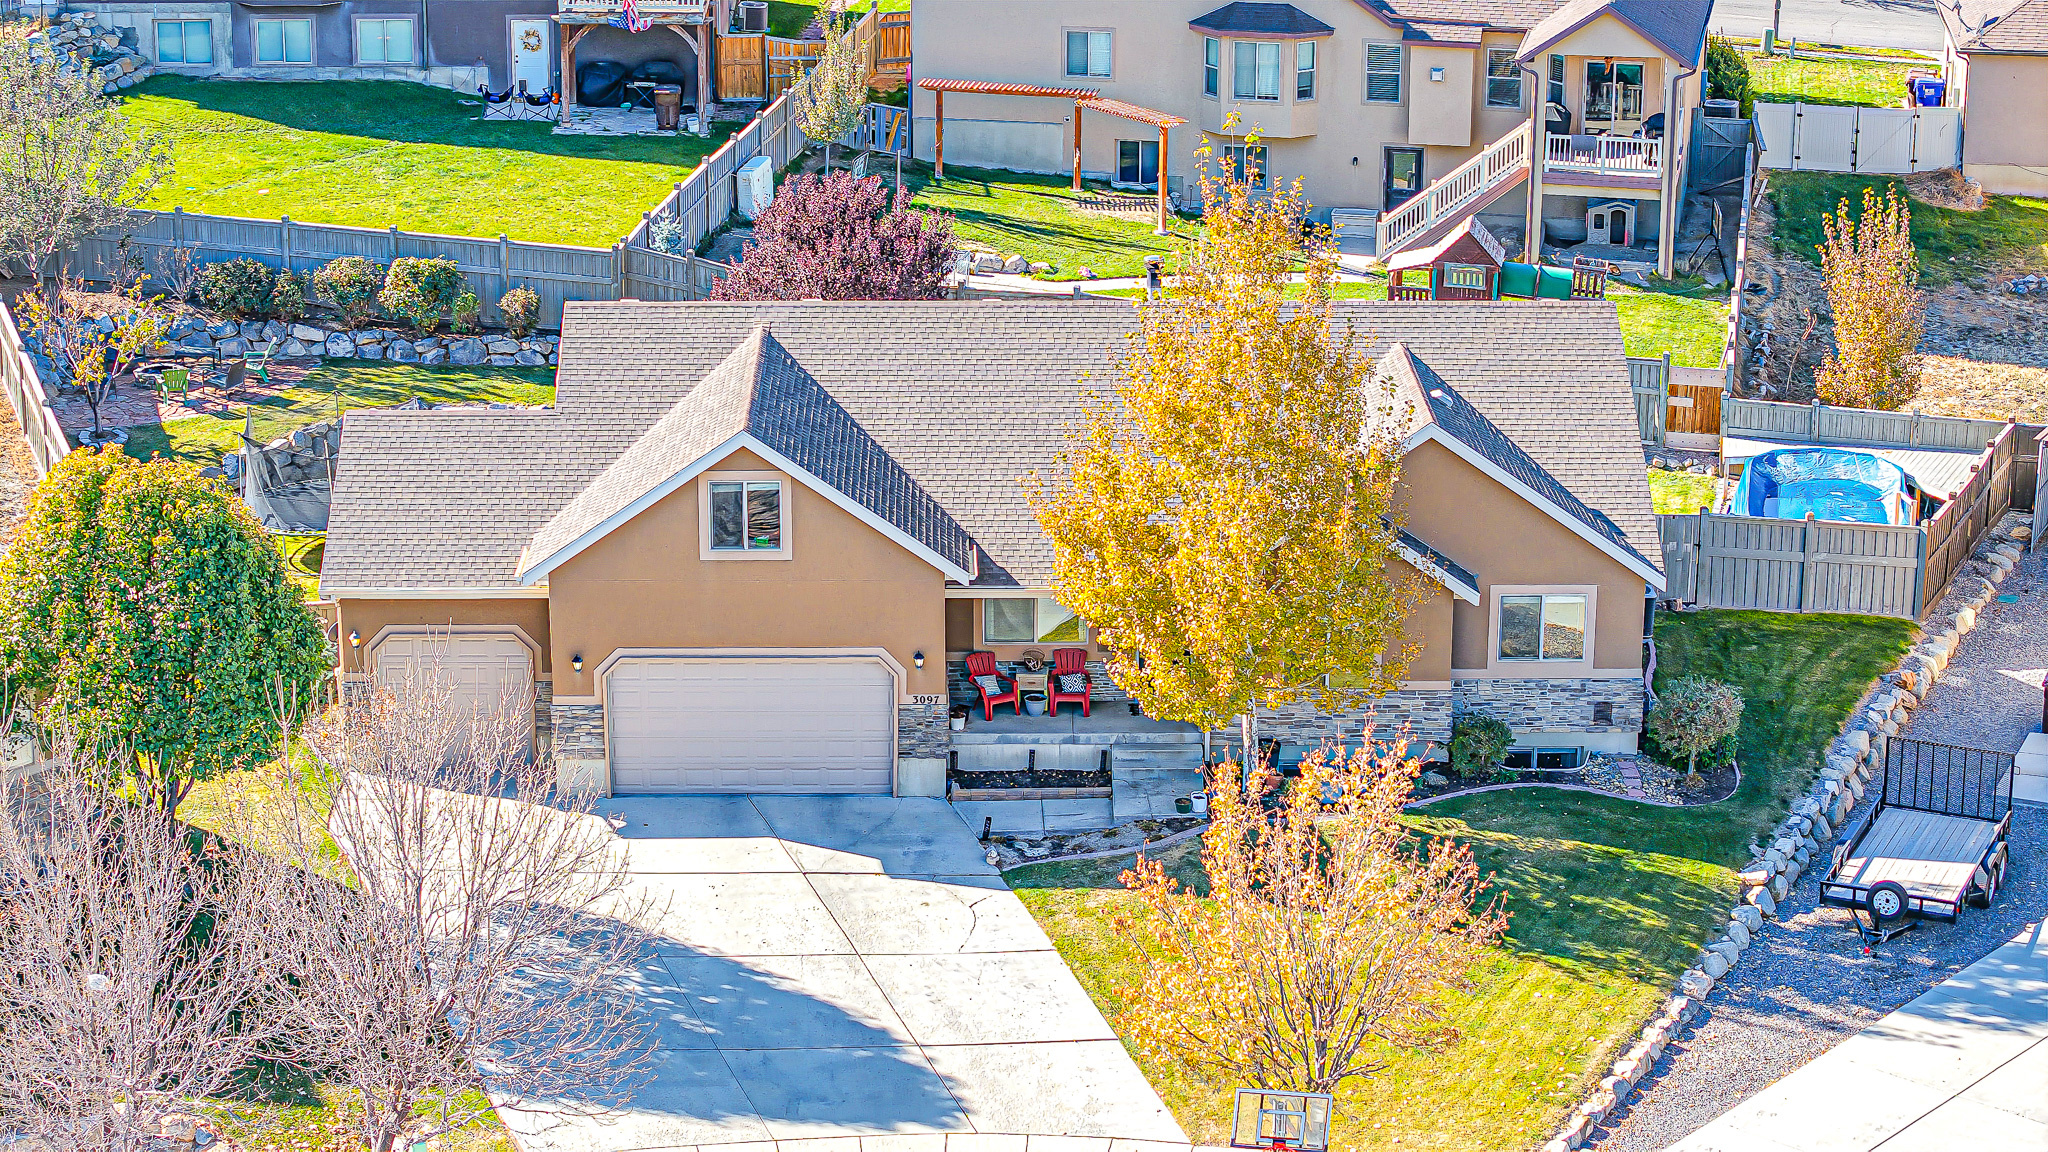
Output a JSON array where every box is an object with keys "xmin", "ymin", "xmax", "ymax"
[
  {"xmin": 1950, "ymin": 0, "xmax": 2048, "ymax": 50},
  {"xmin": 321, "ymin": 300, "xmax": 1660, "ymax": 595},
  {"xmin": 1190, "ymin": 2, "xmax": 1336, "ymax": 36},
  {"xmin": 1514, "ymin": 0, "xmax": 1713, "ymax": 62}
]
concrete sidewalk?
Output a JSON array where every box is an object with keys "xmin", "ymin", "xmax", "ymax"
[{"xmin": 1667, "ymin": 919, "xmax": 2048, "ymax": 1151}]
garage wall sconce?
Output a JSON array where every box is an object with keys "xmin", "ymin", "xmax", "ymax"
[
  {"xmin": 913, "ymin": 650, "xmax": 925, "ymax": 669},
  {"xmin": 571, "ymin": 654, "xmax": 583, "ymax": 673},
  {"xmin": 347, "ymin": 630, "xmax": 360, "ymax": 648}
]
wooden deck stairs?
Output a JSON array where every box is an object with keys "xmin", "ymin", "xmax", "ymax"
[{"xmin": 1375, "ymin": 121, "xmax": 1531, "ymax": 259}]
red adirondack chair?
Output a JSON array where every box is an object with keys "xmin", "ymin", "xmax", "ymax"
[
  {"xmin": 1049, "ymin": 647, "xmax": 1091, "ymax": 717},
  {"xmin": 965, "ymin": 651, "xmax": 1018, "ymax": 721}
]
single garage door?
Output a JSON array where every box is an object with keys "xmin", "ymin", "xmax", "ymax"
[
  {"xmin": 607, "ymin": 658, "xmax": 894, "ymax": 794},
  {"xmin": 372, "ymin": 633, "xmax": 535, "ymax": 750}
]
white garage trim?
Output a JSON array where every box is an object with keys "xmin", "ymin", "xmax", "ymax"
[
  {"xmin": 364, "ymin": 623, "xmax": 545, "ymax": 667},
  {"xmin": 579, "ymin": 646, "xmax": 912, "ymax": 704},
  {"xmin": 603, "ymin": 653, "xmax": 900, "ymax": 795}
]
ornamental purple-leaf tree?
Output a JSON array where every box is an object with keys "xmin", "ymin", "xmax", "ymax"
[{"xmin": 711, "ymin": 170, "xmax": 956, "ymax": 301}]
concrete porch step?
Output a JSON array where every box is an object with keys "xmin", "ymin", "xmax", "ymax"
[{"xmin": 1111, "ymin": 746, "xmax": 1205, "ymax": 770}]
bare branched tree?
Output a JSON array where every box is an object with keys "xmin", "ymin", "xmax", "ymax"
[
  {"xmin": 241, "ymin": 660, "xmax": 657, "ymax": 1152},
  {"xmin": 0, "ymin": 742, "xmax": 289, "ymax": 1152}
]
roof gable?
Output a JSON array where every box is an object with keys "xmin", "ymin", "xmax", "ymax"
[
  {"xmin": 1954, "ymin": 0, "xmax": 2048, "ymax": 50},
  {"xmin": 516, "ymin": 328, "xmax": 976, "ymax": 585},
  {"xmin": 1515, "ymin": 0, "xmax": 1712, "ymax": 63}
]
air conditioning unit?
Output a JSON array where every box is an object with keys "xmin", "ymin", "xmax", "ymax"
[
  {"xmin": 736, "ymin": 154, "xmax": 775, "ymax": 219},
  {"xmin": 737, "ymin": 1, "xmax": 768, "ymax": 33}
]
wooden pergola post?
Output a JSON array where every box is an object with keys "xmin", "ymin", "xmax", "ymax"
[
  {"xmin": 934, "ymin": 89, "xmax": 944, "ymax": 180},
  {"xmin": 559, "ymin": 24, "xmax": 591, "ymax": 113},
  {"xmin": 1072, "ymin": 100, "xmax": 1083, "ymax": 192},
  {"xmin": 1156, "ymin": 123, "xmax": 1169, "ymax": 234},
  {"xmin": 684, "ymin": 23, "xmax": 710, "ymax": 135}
]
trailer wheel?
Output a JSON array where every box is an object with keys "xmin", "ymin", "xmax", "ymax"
[
  {"xmin": 1974, "ymin": 869, "xmax": 1998, "ymax": 909},
  {"xmin": 1869, "ymin": 880, "xmax": 1909, "ymax": 923}
]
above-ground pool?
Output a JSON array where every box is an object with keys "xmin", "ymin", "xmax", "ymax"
[{"xmin": 1731, "ymin": 447, "xmax": 1915, "ymax": 525}]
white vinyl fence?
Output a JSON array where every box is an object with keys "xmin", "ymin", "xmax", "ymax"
[{"xmin": 1753, "ymin": 103, "xmax": 1961, "ymax": 175}]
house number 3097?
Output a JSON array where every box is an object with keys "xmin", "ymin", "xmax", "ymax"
[{"xmin": 910, "ymin": 694, "xmax": 945, "ymax": 707}]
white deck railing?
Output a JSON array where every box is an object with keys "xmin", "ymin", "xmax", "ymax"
[
  {"xmin": 557, "ymin": 0, "xmax": 707, "ymax": 15},
  {"xmin": 1376, "ymin": 121, "xmax": 1530, "ymax": 257},
  {"xmin": 1544, "ymin": 132, "xmax": 1663, "ymax": 178}
]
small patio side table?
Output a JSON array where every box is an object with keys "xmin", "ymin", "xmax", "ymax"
[{"xmin": 1013, "ymin": 671, "xmax": 1048, "ymax": 696}]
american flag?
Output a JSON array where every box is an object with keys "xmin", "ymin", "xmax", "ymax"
[{"xmin": 610, "ymin": 0, "xmax": 651, "ymax": 33}]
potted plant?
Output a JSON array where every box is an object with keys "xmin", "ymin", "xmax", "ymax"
[{"xmin": 949, "ymin": 705, "xmax": 968, "ymax": 732}]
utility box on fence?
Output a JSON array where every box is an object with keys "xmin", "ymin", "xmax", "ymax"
[{"xmin": 736, "ymin": 156, "xmax": 775, "ymax": 220}]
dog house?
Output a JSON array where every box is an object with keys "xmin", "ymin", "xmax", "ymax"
[{"xmin": 1587, "ymin": 200, "xmax": 1636, "ymax": 247}]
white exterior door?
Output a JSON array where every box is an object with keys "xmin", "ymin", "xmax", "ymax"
[
  {"xmin": 372, "ymin": 633, "xmax": 535, "ymax": 750},
  {"xmin": 606, "ymin": 659, "xmax": 895, "ymax": 794},
  {"xmin": 510, "ymin": 19, "xmax": 552, "ymax": 94}
]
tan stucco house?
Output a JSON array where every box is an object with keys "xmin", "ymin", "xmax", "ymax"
[
  {"xmin": 319, "ymin": 300, "xmax": 1662, "ymax": 798},
  {"xmin": 910, "ymin": 0, "xmax": 1713, "ymax": 272},
  {"xmin": 1939, "ymin": 0, "xmax": 2048, "ymax": 196}
]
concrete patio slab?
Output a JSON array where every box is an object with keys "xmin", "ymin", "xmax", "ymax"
[
  {"xmin": 807, "ymin": 873, "xmax": 1054, "ymax": 955},
  {"xmin": 1040, "ymin": 798, "xmax": 1114, "ymax": 832},
  {"xmin": 1110, "ymin": 770, "xmax": 1203, "ymax": 823},
  {"xmin": 950, "ymin": 799, "xmax": 1049, "ymax": 835},
  {"xmin": 862, "ymin": 953, "xmax": 1121, "ymax": 1045}
]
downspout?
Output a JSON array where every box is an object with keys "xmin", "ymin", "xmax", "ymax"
[
  {"xmin": 1659, "ymin": 59, "xmax": 1699, "ymax": 279},
  {"xmin": 1520, "ymin": 56, "xmax": 1545, "ymax": 259}
]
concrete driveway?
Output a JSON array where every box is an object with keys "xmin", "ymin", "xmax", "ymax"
[{"xmin": 497, "ymin": 795, "xmax": 1186, "ymax": 1152}]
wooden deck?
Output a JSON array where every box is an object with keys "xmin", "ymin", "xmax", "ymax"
[{"xmin": 1836, "ymin": 808, "xmax": 1999, "ymax": 905}]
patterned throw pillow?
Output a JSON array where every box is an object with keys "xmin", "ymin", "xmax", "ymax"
[
  {"xmin": 973, "ymin": 674, "xmax": 1003, "ymax": 695},
  {"xmin": 1056, "ymin": 672, "xmax": 1088, "ymax": 694}
]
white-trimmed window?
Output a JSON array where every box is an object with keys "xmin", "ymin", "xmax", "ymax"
[
  {"xmin": 1203, "ymin": 36, "xmax": 1220, "ymax": 97},
  {"xmin": 1498, "ymin": 593, "xmax": 1588, "ymax": 661},
  {"xmin": 1222, "ymin": 142, "xmax": 1267, "ymax": 190},
  {"xmin": 708, "ymin": 479, "xmax": 783, "ymax": 552},
  {"xmin": 1296, "ymin": 40, "xmax": 1316, "ymax": 99},
  {"xmin": 1065, "ymin": 29, "xmax": 1110, "ymax": 78},
  {"xmin": 983, "ymin": 597, "xmax": 1086, "ymax": 645},
  {"xmin": 156, "ymin": 20, "xmax": 212, "ymax": 64},
  {"xmin": 255, "ymin": 18, "xmax": 313, "ymax": 64},
  {"xmin": 1547, "ymin": 53, "xmax": 1566, "ymax": 107},
  {"xmin": 1117, "ymin": 139, "xmax": 1158, "ymax": 186},
  {"xmin": 356, "ymin": 17, "xmax": 415, "ymax": 64},
  {"xmin": 1364, "ymin": 41, "xmax": 1402, "ymax": 104},
  {"xmin": 1233, "ymin": 40, "xmax": 1280, "ymax": 100},
  {"xmin": 1444, "ymin": 262, "xmax": 1487, "ymax": 290},
  {"xmin": 1486, "ymin": 47, "xmax": 1521, "ymax": 107}
]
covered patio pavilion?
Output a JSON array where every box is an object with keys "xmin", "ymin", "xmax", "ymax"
[
  {"xmin": 916, "ymin": 77, "xmax": 1187, "ymax": 235},
  {"xmin": 555, "ymin": 6, "xmax": 712, "ymax": 136}
]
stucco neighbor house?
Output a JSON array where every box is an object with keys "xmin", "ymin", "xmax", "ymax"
[
  {"xmin": 318, "ymin": 299, "xmax": 1662, "ymax": 799},
  {"xmin": 909, "ymin": 0, "xmax": 1714, "ymax": 273},
  {"xmin": 1938, "ymin": 0, "xmax": 2048, "ymax": 196}
]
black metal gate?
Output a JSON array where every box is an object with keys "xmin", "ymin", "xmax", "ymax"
[{"xmin": 1881, "ymin": 737, "xmax": 2015, "ymax": 822}]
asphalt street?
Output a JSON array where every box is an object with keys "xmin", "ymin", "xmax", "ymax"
[{"xmin": 1708, "ymin": 0, "xmax": 1946, "ymax": 54}]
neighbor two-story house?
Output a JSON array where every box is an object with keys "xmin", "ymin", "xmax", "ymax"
[
  {"xmin": 1937, "ymin": 0, "xmax": 2048, "ymax": 195},
  {"xmin": 910, "ymin": 0, "xmax": 1713, "ymax": 273},
  {"xmin": 318, "ymin": 299, "xmax": 1662, "ymax": 799}
]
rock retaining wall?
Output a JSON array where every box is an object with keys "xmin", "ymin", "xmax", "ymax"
[
  {"xmin": 28, "ymin": 11, "xmax": 159, "ymax": 94},
  {"xmin": 161, "ymin": 316, "xmax": 559, "ymax": 368}
]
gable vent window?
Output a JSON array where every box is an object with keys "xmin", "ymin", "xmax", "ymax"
[{"xmin": 710, "ymin": 480, "xmax": 782, "ymax": 551}]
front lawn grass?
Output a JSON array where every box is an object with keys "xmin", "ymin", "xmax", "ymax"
[
  {"xmin": 904, "ymin": 164, "xmax": 1201, "ymax": 280},
  {"xmin": 1648, "ymin": 468, "xmax": 1719, "ymax": 514},
  {"xmin": 123, "ymin": 77, "xmax": 723, "ymax": 247},
  {"xmin": 1749, "ymin": 50, "xmax": 1915, "ymax": 107},
  {"xmin": 1770, "ymin": 172, "xmax": 2048, "ymax": 285},
  {"xmin": 1010, "ymin": 609, "xmax": 1912, "ymax": 1150},
  {"xmin": 123, "ymin": 360, "xmax": 554, "ymax": 468}
]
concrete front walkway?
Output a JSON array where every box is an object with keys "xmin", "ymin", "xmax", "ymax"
[
  {"xmin": 1667, "ymin": 919, "xmax": 2048, "ymax": 1151},
  {"xmin": 496, "ymin": 795, "xmax": 1186, "ymax": 1152}
]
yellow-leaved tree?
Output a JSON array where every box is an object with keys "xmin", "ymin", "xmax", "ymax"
[
  {"xmin": 1119, "ymin": 744, "xmax": 1508, "ymax": 1094},
  {"xmin": 1030, "ymin": 143, "xmax": 1424, "ymax": 760},
  {"xmin": 1815, "ymin": 186, "xmax": 1923, "ymax": 410}
]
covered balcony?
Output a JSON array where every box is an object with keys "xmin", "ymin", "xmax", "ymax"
[
  {"xmin": 1538, "ymin": 53, "xmax": 1668, "ymax": 189},
  {"xmin": 1543, "ymin": 131, "xmax": 1663, "ymax": 187}
]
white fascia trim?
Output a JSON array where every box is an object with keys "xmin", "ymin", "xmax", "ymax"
[
  {"xmin": 514, "ymin": 432, "xmax": 975, "ymax": 586},
  {"xmin": 1393, "ymin": 538, "xmax": 1480, "ymax": 604},
  {"xmin": 1403, "ymin": 425, "xmax": 1667, "ymax": 592},
  {"xmin": 322, "ymin": 585, "xmax": 552, "ymax": 599}
]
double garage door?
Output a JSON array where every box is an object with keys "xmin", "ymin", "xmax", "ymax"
[{"xmin": 607, "ymin": 658, "xmax": 895, "ymax": 794}]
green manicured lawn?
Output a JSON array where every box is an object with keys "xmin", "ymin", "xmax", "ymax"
[
  {"xmin": 123, "ymin": 77, "xmax": 724, "ymax": 247},
  {"xmin": 1610, "ymin": 283, "xmax": 1728, "ymax": 368},
  {"xmin": 1749, "ymin": 50, "xmax": 1915, "ymax": 107},
  {"xmin": 906, "ymin": 165, "xmax": 1201, "ymax": 280},
  {"xmin": 1010, "ymin": 609, "xmax": 1912, "ymax": 1150},
  {"xmin": 765, "ymin": 0, "xmax": 906, "ymax": 37},
  {"xmin": 1648, "ymin": 468, "xmax": 1719, "ymax": 514},
  {"xmin": 1770, "ymin": 172, "xmax": 2048, "ymax": 285},
  {"xmin": 123, "ymin": 360, "xmax": 554, "ymax": 468}
]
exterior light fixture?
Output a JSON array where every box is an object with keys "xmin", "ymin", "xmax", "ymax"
[
  {"xmin": 913, "ymin": 650, "xmax": 926, "ymax": 669},
  {"xmin": 348, "ymin": 629, "xmax": 360, "ymax": 648},
  {"xmin": 1429, "ymin": 66, "xmax": 1446, "ymax": 82},
  {"xmin": 572, "ymin": 654, "xmax": 583, "ymax": 673}
]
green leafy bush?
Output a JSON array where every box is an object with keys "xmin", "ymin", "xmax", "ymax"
[
  {"xmin": 196, "ymin": 258, "xmax": 277, "ymax": 319},
  {"xmin": 311, "ymin": 257, "xmax": 386, "ymax": 330},
  {"xmin": 498, "ymin": 286, "xmax": 540, "ymax": 337},
  {"xmin": 1706, "ymin": 36, "xmax": 1755, "ymax": 119},
  {"xmin": 451, "ymin": 290, "xmax": 482, "ymax": 334},
  {"xmin": 1647, "ymin": 675, "xmax": 1745, "ymax": 783},
  {"xmin": 269, "ymin": 269, "xmax": 310, "ymax": 322},
  {"xmin": 1449, "ymin": 713, "xmax": 1514, "ymax": 781},
  {"xmin": 378, "ymin": 257, "xmax": 464, "ymax": 335}
]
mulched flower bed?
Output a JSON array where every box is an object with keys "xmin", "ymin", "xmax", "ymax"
[
  {"xmin": 949, "ymin": 768, "xmax": 1109, "ymax": 791},
  {"xmin": 1407, "ymin": 753, "xmax": 1740, "ymax": 807}
]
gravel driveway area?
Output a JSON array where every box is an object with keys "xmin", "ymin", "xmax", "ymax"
[{"xmin": 1592, "ymin": 520, "xmax": 2048, "ymax": 1151}]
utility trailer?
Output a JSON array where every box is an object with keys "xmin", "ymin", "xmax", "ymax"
[{"xmin": 1819, "ymin": 737, "xmax": 2013, "ymax": 947}]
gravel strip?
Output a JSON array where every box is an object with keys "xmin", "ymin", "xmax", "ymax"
[{"xmin": 1591, "ymin": 520, "xmax": 2048, "ymax": 1151}]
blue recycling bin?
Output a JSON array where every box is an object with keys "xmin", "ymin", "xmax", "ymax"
[{"xmin": 1909, "ymin": 77, "xmax": 1946, "ymax": 107}]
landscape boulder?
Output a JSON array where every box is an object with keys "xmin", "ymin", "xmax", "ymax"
[{"xmin": 448, "ymin": 337, "xmax": 487, "ymax": 366}]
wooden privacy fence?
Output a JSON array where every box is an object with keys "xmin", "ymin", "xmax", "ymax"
[
  {"xmin": 1660, "ymin": 423, "xmax": 2030, "ymax": 619},
  {"xmin": 0, "ymin": 298, "xmax": 71, "ymax": 477},
  {"xmin": 716, "ymin": 33, "xmax": 826, "ymax": 102},
  {"xmin": 1724, "ymin": 397, "xmax": 2022, "ymax": 453},
  {"xmin": 1628, "ymin": 355, "xmax": 1667, "ymax": 445},
  {"xmin": 1628, "ymin": 357, "xmax": 1729, "ymax": 446},
  {"xmin": 627, "ymin": 84, "xmax": 807, "ymax": 256}
]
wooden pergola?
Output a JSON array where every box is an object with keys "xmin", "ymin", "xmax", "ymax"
[
  {"xmin": 917, "ymin": 77, "xmax": 1187, "ymax": 235},
  {"xmin": 556, "ymin": 12, "xmax": 713, "ymax": 137}
]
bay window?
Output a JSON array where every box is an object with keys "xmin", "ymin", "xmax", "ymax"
[
  {"xmin": 1204, "ymin": 36, "xmax": 1220, "ymax": 97},
  {"xmin": 1296, "ymin": 40, "xmax": 1316, "ymax": 99},
  {"xmin": 1233, "ymin": 40, "xmax": 1280, "ymax": 101}
]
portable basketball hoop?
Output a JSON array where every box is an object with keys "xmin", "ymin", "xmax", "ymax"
[{"xmin": 1229, "ymin": 1088, "xmax": 1333, "ymax": 1151}]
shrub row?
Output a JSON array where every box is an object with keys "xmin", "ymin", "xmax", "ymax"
[{"xmin": 193, "ymin": 256, "xmax": 542, "ymax": 336}]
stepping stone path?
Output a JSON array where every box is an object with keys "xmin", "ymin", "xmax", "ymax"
[{"xmin": 1617, "ymin": 761, "xmax": 1647, "ymax": 799}]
